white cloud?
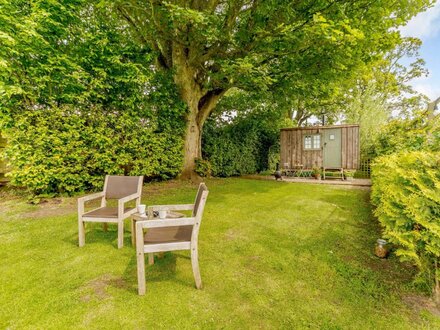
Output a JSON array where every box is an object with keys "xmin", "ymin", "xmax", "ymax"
[
  {"xmin": 411, "ymin": 77, "xmax": 440, "ymax": 100},
  {"xmin": 400, "ymin": 2, "xmax": 440, "ymax": 39}
]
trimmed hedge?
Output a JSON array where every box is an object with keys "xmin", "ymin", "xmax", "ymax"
[
  {"xmin": 371, "ymin": 151, "xmax": 440, "ymax": 293},
  {"xmin": 2, "ymin": 108, "xmax": 183, "ymax": 195}
]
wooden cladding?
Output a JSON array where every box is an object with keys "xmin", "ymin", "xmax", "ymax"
[{"xmin": 280, "ymin": 125, "xmax": 360, "ymax": 170}]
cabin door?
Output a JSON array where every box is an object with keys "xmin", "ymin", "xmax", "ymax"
[{"xmin": 323, "ymin": 128, "xmax": 342, "ymax": 168}]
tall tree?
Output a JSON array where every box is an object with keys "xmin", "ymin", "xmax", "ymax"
[{"xmin": 114, "ymin": 0, "xmax": 430, "ymax": 178}]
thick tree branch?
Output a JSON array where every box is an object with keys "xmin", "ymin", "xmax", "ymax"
[{"xmin": 197, "ymin": 88, "xmax": 226, "ymax": 125}]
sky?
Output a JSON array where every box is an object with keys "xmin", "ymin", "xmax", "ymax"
[{"xmin": 400, "ymin": 1, "xmax": 440, "ymax": 102}]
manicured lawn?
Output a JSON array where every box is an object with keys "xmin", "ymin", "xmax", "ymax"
[{"xmin": 0, "ymin": 178, "xmax": 438, "ymax": 328}]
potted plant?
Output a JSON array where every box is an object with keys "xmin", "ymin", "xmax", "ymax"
[
  {"xmin": 344, "ymin": 170, "xmax": 355, "ymax": 181},
  {"xmin": 312, "ymin": 167, "xmax": 322, "ymax": 180}
]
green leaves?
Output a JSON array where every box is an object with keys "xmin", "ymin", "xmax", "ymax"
[
  {"xmin": 0, "ymin": 0, "xmax": 188, "ymax": 195},
  {"xmin": 3, "ymin": 107, "xmax": 184, "ymax": 195},
  {"xmin": 371, "ymin": 151, "xmax": 440, "ymax": 290}
]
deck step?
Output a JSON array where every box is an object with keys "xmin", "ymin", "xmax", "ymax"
[{"xmin": 323, "ymin": 168, "xmax": 344, "ymax": 180}]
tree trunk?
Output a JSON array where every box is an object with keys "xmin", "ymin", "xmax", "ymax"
[
  {"xmin": 181, "ymin": 110, "xmax": 202, "ymax": 180},
  {"xmin": 172, "ymin": 45, "xmax": 224, "ymax": 180}
]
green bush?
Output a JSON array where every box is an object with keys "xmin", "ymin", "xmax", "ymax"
[
  {"xmin": 3, "ymin": 108, "xmax": 183, "ymax": 195},
  {"xmin": 202, "ymin": 121, "xmax": 260, "ymax": 177},
  {"xmin": 371, "ymin": 151, "xmax": 440, "ymax": 295},
  {"xmin": 372, "ymin": 113, "xmax": 439, "ymax": 157},
  {"xmin": 201, "ymin": 107, "xmax": 283, "ymax": 177},
  {"xmin": 194, "ymin": 158, "xmax": 212, "ymax": 178}
]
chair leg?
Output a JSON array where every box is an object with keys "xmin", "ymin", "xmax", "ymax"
[
  {"xmin": 117, "ymin": 221, "xmax": 124, "ymax": 249},
  {"xmin": 191, "ymin": 247, "xmax": 202, "ymax": 289},
  {"xmin": 103, "ymin": 223, "xmax": 108, "ymax": 232},
  {"xmin": 78, "ymin": 218, "xmax": 85, "ymax": 247},
  {"xmin": 148, "ymin": 253, "xmax": 154, "ymax": 265},
  {"xmin": 131, "ymin": 219, "xmax": 136, "ymax": 246},
  {"xmin": 136, "ymin": 237, "xmax": 146, "ymax": 295}
]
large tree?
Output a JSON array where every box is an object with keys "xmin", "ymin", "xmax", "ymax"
[{"xmin": 114, "ymin": 0, "xmax": 430, "ymax": 178}]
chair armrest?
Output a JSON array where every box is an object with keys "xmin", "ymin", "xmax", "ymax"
[
  {"xmin": 118, "ymin": 193, "xmax": 141, "ymax": 217},
  {"xmin": 78, "ymin": 192, "xmax": 105, "ymax": 217},
  {"xmin": 136, "ymin": 217, "xmax": 196, "ymax": 229},
  {"xmin": 78, "ymin": 191, "xmax": 105, "ymax": 203},
  {"xmin": 118, "ymin": 193, "xmax": 141, "ymax": 204},
  {"xmin": 148, "ymin": 204, "xmax": 194, "ymax": 212}
]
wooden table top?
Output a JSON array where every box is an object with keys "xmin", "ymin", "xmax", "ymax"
[{"xmin": 132, "ymin": 211, "xmax": 185, "ymax": 220}]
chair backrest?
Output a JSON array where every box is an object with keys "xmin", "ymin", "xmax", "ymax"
[
  {"xmin": 103, "ymin": 175, "xmax": 143, "ymax": 199},
  {"xmin": 192, "ymin": 183, "xmax": 208, "ymax": 217},
  {"xmin": 191, "ymin": 183, "xmax": 209, "ymax": 244}
]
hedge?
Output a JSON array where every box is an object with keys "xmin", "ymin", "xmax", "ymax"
[
  {"xmin": 2, "ymin": 107, "xmax": 183, "ymax": 195},
  {"xmin": 371, "ymin": 151, "xmax": 440, "ymax": 295}
]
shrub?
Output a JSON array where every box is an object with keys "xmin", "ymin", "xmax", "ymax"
[
  {"xmin": 372, "ymin": 112, "xmax": 439, "ymax": 157},
  {"xmin": 194, "ymin": 158, "xmax": 212, "ymax": 178},
  {"xmin": 3, "ymin": 107, "xmax": 183, "ymax": 195},
  {"xmin": 371, "ymin": 151, "xmax": 440, "ymax": 297},
  {"xmin": 201, "ymin": 107, "xmax": 283, "ymax": 177},
  {"xmin": 344, "ymin": 170, "xmax": 355, "ymax": 179},
  {"xmin": 202, "ymin": 122, "xmax": 260, "ymax": 177}
]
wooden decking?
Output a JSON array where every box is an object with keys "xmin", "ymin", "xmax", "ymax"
[{"xmin": 245, "ymin": 175, "xmax": 372, "ymax": 187}]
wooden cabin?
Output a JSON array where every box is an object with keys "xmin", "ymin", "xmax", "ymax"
[{"xmin": 280, "ymin": 124, "xmax": 360, "ymax": 170}]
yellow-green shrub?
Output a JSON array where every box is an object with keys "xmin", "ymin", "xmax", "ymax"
[
  {"xmin": 371, "ymin": 151, "xmax": 440, "ymax": 294},
  {"xmin": 2, "ymin": 108, "xmax": 183, "ymax": 195}
]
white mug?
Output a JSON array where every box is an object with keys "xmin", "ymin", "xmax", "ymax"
[
  {"xmin": 137, "ymin": 204, "xmax": 146, "ymax": 215},
  {"xmin": 158, "ymin": 210, "xmax": 167, "ymax": 219}
]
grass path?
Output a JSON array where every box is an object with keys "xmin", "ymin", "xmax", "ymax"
[{"xmin": 0, "ymin": 178, "xmax": 438, "ymax": 329}]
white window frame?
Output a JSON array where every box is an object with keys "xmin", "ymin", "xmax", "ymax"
[{"xmin": 304, "ymin": 134, "xmax": 321, "ymax": 150}]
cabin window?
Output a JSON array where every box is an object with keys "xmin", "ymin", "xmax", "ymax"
[{"xmin": 304, "ymin": 134, "xmax": 321, "ymax": 150}]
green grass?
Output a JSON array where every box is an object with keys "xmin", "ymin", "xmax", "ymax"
[{"xmin": 0, "ymin": 178, "xmax": 438, "ymax": 329}]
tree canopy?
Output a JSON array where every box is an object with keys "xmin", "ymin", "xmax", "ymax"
[
  {"xmin": 0, "ymin": 0, "xmax": 434, "ymax": 189},
  {"xmin": 114, "ymin": 0, "xmax": 431, "ymax": 177}
]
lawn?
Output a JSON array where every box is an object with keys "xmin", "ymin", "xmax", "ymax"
[{"xmin": 0, "ymin": 178, "xmax": 438, "ymax": 329}]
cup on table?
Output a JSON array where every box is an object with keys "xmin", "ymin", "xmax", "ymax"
[
  {"xmin": 137, "ymin": 204, "xmax": 146, "ymax": 215},
  {"xmin": 158, "ymin": 210, "xmax": 167, "ymax": 219}
]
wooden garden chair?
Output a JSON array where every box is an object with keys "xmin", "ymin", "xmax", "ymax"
[
  {"xmin": 135, "ymin": 183, "xmax": 209, "ymax": 295},
  {"xmin": 78, "ymin": 175, "xmax": 143, "ymax": 249}
]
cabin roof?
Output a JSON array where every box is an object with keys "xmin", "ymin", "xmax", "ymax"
[{"xmin": 280, "ymin": 124, "xmax": 359, "ymax": 131}]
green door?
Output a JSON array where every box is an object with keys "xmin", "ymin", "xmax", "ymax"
[{"xmin": 323, "ymin": 128, "xmax": 341, "ymax": 168}]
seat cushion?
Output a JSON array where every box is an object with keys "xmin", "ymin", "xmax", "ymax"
[
  {"xmin": 83, "ymin": 206, "xmax": 135, "ymax": 218},
  {"xmin": 144, "ymin": 225, "xmax": 193, "ymax": 244}
]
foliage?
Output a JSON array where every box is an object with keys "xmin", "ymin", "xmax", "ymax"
[
  {"xmin": 372, "ymin": 112, "xmax": 439, "ymax": 157},
  {"xmin": 194, "ymin": 158, "xmax": 212, "ymax": 178},
  {"xmin": 202, "ymin": 90, "xmax": 289, "ymax": 177},
  {"xmin": 344, "ymin": 82, "xmax": 390, "ymax": 157},
  {"xmin": 0, "ymin": 0, "xmax": 156, "ymax": 122},
  {"xmin": 114, "ymin": 0, "xmax": 431, "ymax": 175},
  {"xmin": 371, "ymin": 151, "xmax": 440, "ymax": 296},
  {"xmin": 3, "ymin": 108, "xmax": 183, "ymax": 195},
  {"xmin": 0, "ymin": 0, "xmax": 187, "ymax": 195},
  {"xmin": 342, "ymin": 37, "xmax": 429, "ymax": 157},
  {"xmin": 202, "ymin": 121, "xmax": 260, "ymax": 177},
  {"xmin": 344, "ymin": 170, "xmax": 355, "ymax": 178},
  {"xmin": 312, "ymin": 167, "xmax": 322, "ymax": 177}
]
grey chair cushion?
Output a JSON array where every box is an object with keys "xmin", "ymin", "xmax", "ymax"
[{"xmin": 144, "ymin": 225, "xmax": 193, "ymax": 244}]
